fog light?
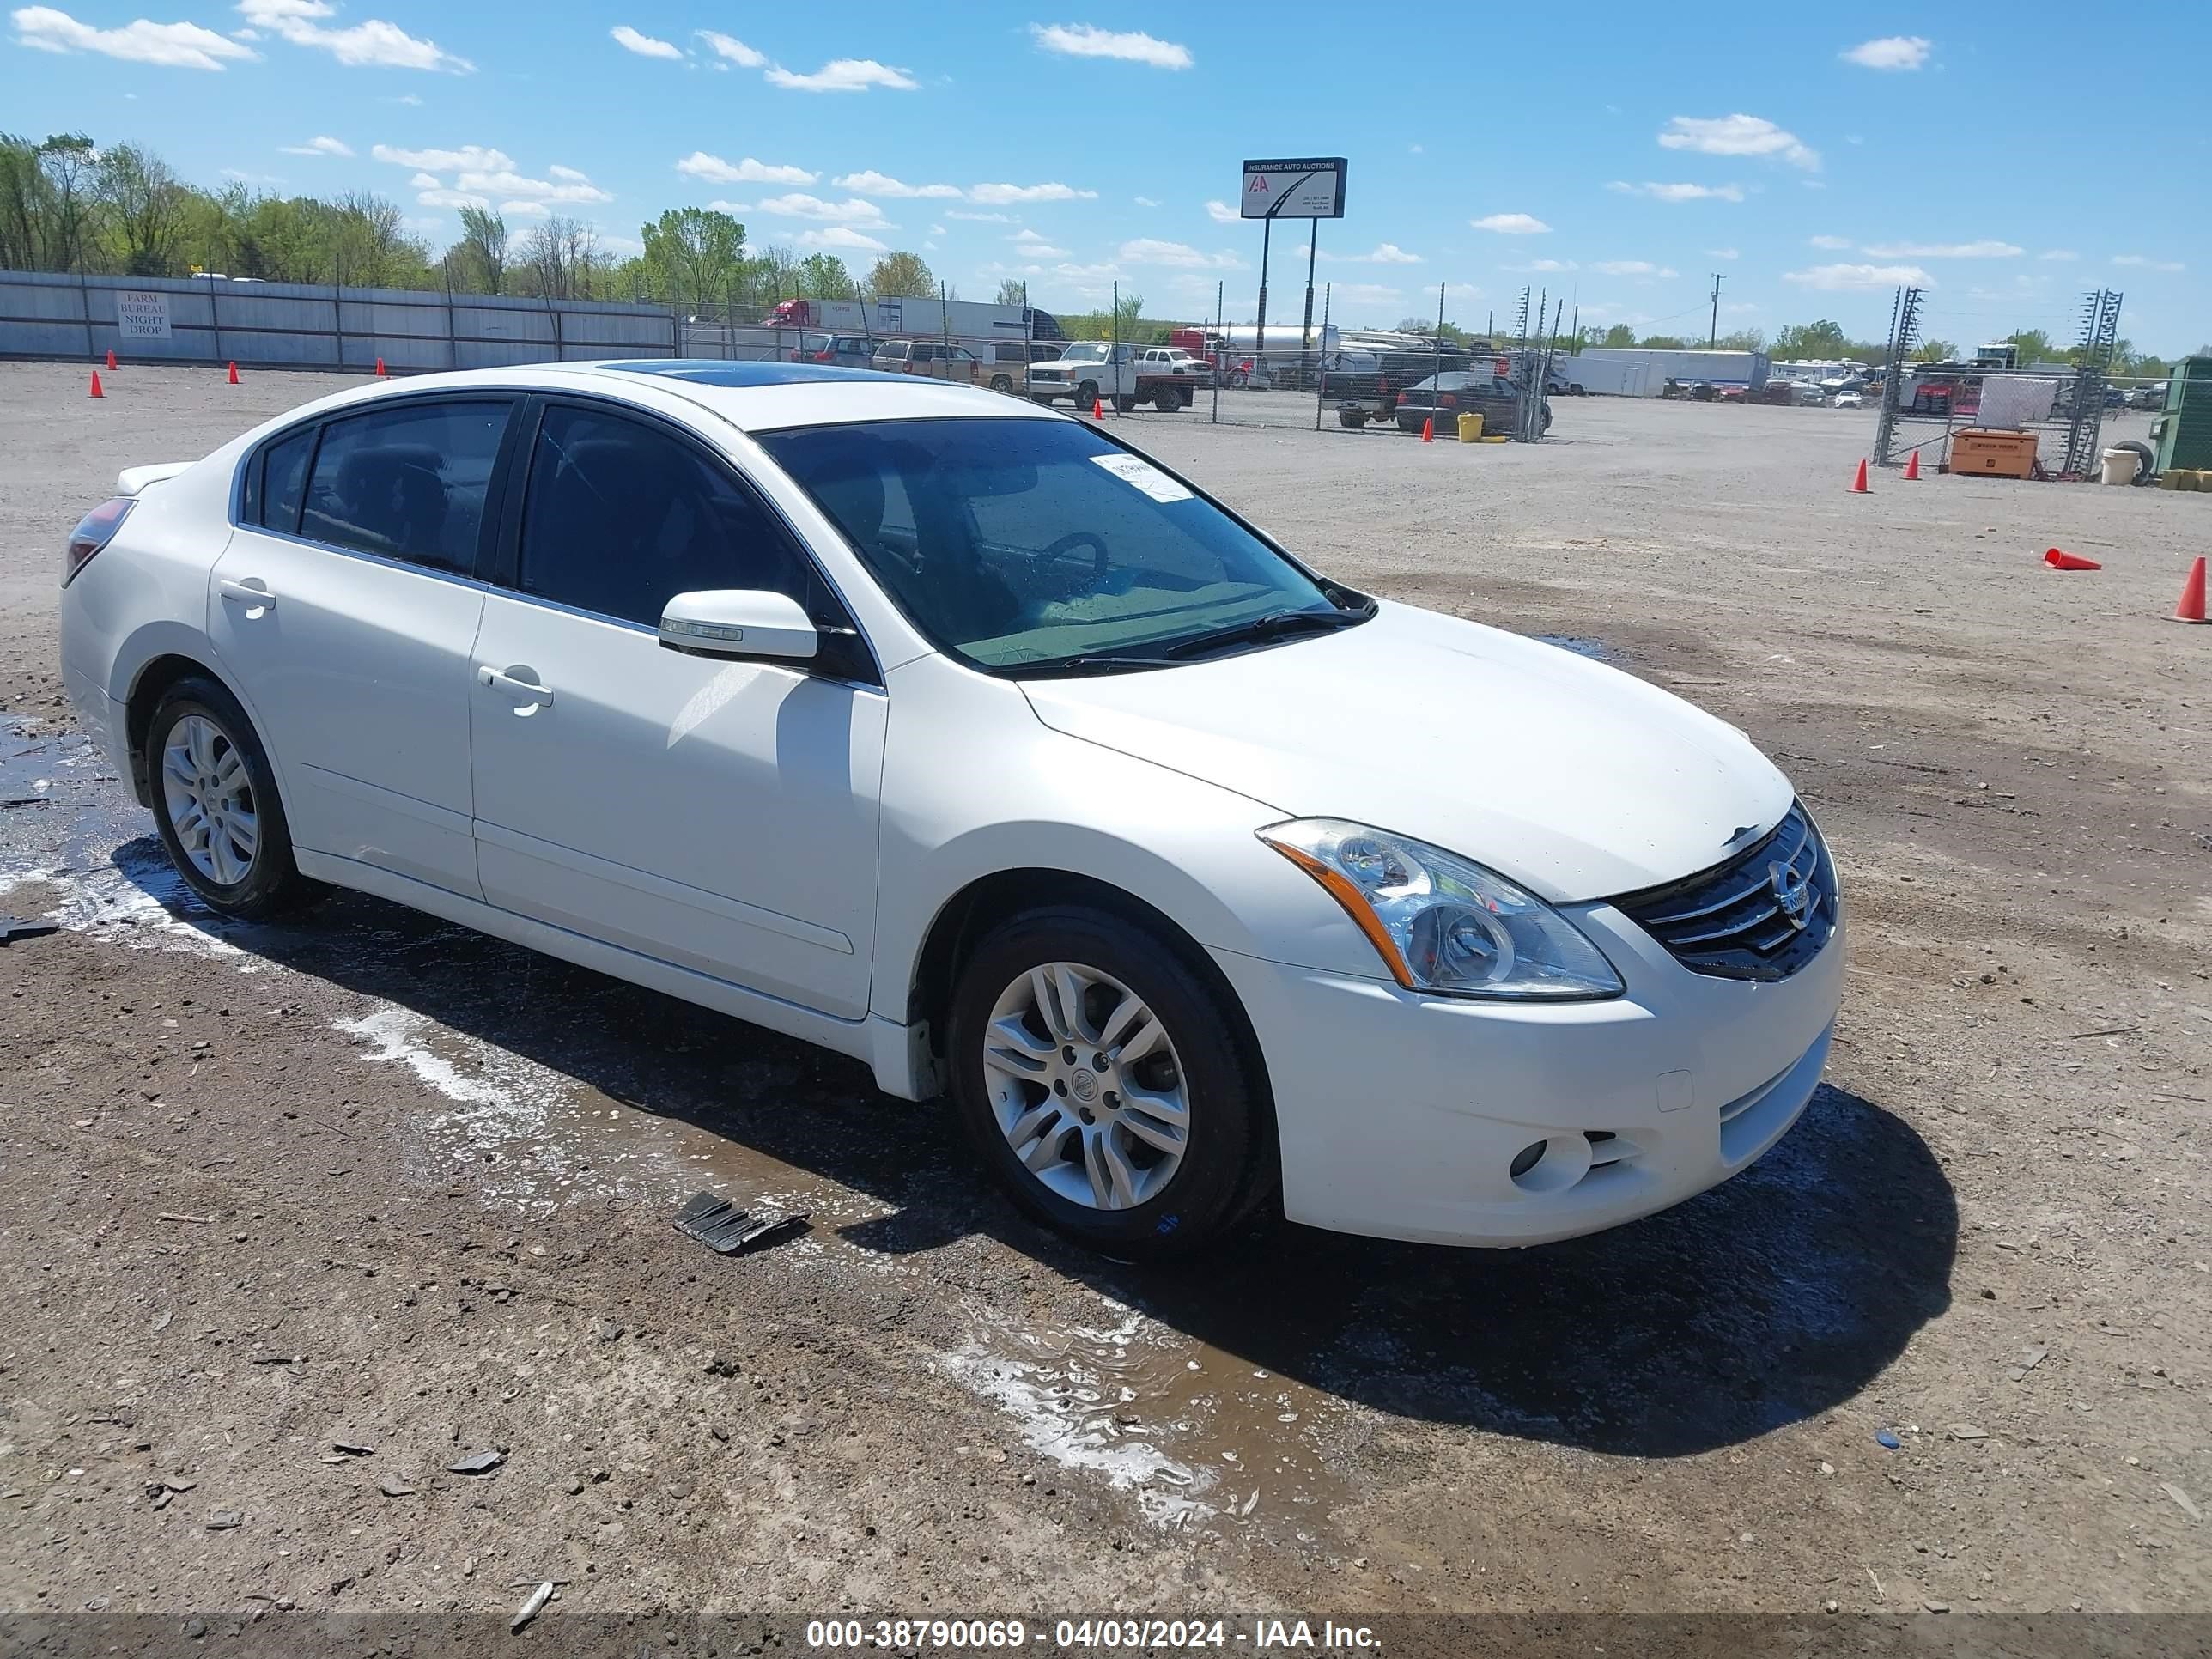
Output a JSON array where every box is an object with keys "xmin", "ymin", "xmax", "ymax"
[{"xmin": 1510, "ymin": 1141, "xmax": 1546, "ymax": 1178}]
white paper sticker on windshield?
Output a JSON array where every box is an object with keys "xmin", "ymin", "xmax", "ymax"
[{"xmin": 1089, "ymin": 452, "xmax": 1193, "ymax": 503}]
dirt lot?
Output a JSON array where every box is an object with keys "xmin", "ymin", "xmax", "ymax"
[{"xmin": 1, "ymin": 360, "xmax": 2207, "ymax": 1634}]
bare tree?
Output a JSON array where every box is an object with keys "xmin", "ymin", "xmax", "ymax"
[{"xmin": 516, "ymin": 216, "xmax": 605, "ymax": 301}]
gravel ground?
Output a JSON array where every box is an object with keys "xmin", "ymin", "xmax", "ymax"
[{"xmin": 0, "ymin": 360, "xmax": 2207, "ymax": 1628}]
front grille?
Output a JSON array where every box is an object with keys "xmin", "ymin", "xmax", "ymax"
[{"xmin": 1611, "ymin": 804, "xmax": 1838, "ymax": 982}]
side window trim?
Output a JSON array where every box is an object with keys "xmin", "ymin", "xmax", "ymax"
[{"xmin": 498, "ymin": 393, "xmax": 883, "ymax": 686}]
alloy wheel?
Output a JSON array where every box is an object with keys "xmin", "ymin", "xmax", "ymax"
[
  {"xmin": 979, "ymin": 961, "xmax": 1189, "ymax": 1211},
  {"xmin": 160, "ymin": 713, "xmax": 258, "ymax": 885}
]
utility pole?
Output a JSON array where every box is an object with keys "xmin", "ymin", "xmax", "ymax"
[{"xmin": 1708, "ymin": 273, "xmax": 1723, "ymax": 349}]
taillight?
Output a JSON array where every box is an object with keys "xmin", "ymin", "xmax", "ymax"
[
  {"xmin": 1437, "ymin": 393, "xmax": 1458, "ymax": 410},
  {"xmin": 63, "ymin": 496, "xmax": 134, "ymax": 586}
]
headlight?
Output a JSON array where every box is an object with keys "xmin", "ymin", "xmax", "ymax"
[{"xmin": 1259, "ymin": 818, "xmax": 1625, "ymax": 1000}]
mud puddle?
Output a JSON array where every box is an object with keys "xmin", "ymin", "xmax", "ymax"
[{"xmin": 1528, "ymin": 633, "xmax": 1612, "ymax": 660}]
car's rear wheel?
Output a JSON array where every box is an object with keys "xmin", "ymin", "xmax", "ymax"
[
  {"xmin": 948, "ymin": 906, "xmax": 1270, "ymax": 1259},
  {"xmin": 1113, "ymin": 393, "xmax": 1139, "ymax": 413},
  {"xmin": 147, "ymin": 677, "xmax": 322, "ymax": 920},
  {"xmin": 989, "ymin": 374, "xmax": 1013, "ymax": 394}
]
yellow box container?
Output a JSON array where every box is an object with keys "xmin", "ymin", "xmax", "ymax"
[
  {"xmin": 1481, "ymin": 434, "xmax": 1508, "ymax": 443},
  {"xmin": 1456, "ymin": 411, "xmax": 1484, "ymax": 443}
]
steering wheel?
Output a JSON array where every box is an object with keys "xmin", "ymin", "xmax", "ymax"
[{"xmin": 1036, "ymin": 531, "xmax": 1109, "ymax": 586}]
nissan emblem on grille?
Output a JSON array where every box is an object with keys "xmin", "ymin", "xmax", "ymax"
[{"xmin": 1769, "ymin": 860, "xmax": 1812, "ymax": 930}]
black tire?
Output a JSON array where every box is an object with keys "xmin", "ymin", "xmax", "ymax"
[
  {"xmin": 1153, "ymin": 389, "xmax": 1178, "ymax": 412},
  {"xmin": 2113, "ymin": 438, "xmax": 2157, "ymax": 484},
  {"xmin": 1112, "ymin": 392, "xmax": 1139, "ymax": 413},
  {"xmin": 145, "ymin": 676, "xmax": 324, "ymax": 920},
  {"xmin": 1076, "ymin": 379, "xmax": 1099, "ymax": 410},
  {"xmin": 1338, "ymin": 408, "xmax": 1367, "ymax": 429},
  {"xmin": 947, "ymin": 905, "xmax": 1273, "ymax": 1261},
  {"xmin": 989, "ymin": 374, "xmax": 1013, "ymax": 394}
]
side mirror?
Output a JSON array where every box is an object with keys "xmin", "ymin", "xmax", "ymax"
[{"xmin": 658, "ymin": 590, "xmax": 817, "ymax": 664}]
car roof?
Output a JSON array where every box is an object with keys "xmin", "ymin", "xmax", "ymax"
[{"xmin": 262, "ymin": 359, "xmax": 1063, "ymax": 435}]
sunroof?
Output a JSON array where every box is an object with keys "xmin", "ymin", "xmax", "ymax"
[{"xmin": 592, "ymin": 359, "xmax": 902, "ymax": 387}]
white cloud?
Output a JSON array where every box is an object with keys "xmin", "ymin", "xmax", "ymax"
[
  {"xmin": 610, "ymin": 24, "xmax": 679, "ymax": 59},
  {"xmin": 1707, "ymin": 246, "xmax": 1740, "ymax": 259},
  {"xmin": 755, "ymin": 193, "xmax": 890, "ymax": 226},
  {"xmin": 457, "ymin": 167, "xmax": 610, "ymax": 205},
  {"xmin": 695, "ymin": 28, "xmax": 763, "ymax": 67},
  {"xmin": 1784, "ymin": 263, "xmax": 1931, "ymax": 290},
  {"xmin": 794, "ymin": 226, "xmax": 888, "ymax": 252},
  {"xmin": 764, "ymin": 58, "xmax": 916, "ymax": 92},
  {"xmin": 1117, "ymin": 238, "xmax": 1243, "ymax": 270},
  {"xmin": 547, "ymin": 164, "xmax": 587, "ymax": 183},
  {"xmin": 929, "ymin": 223, "xmax": 945, "ymax": 236},
  {"xmin": 1028, "ymin": 21, "xmax": 1191, "ymax": 69},
  {"xmin": 2112, "ymin": 253, "xmax": 2184, "ymax": 272},
  {"xmin": 280, "ymin": 134, "xmax": 354, "ymax": 156},
  {"xmin": 235, "ymin": 0, "xmax": 471, "ymax": 72},
  {"xmin": 1659, "ymin": 113, "xmax": 1818, "ymax": 169},
  {"xmin": 1843, "ymin": 35, "xmax": 1931, "ymax": 70},
  {"xmin": 1205, "ymin": 198, "xmax": 1238, "ymax": 224},
  {"xmin": 703, "ymin": 199, "xmax": 750, "ymax": 212},
  {"xmin": 1808, "ymin": 234, "xmax": 1853, "ymax": 249},
  {"xmin": 416, "ymin": 187, "xmax": 489, "ymax": 210},
  {"xmin": 1347, "ymin": 241, "xmax": 1422, "ymax": 264},
  {"xmin": 1506, "ymin": 258, "xmax": 1577, "ymax": 273},
  {"xmin": 1009, "ymin": 238, "xmax": 1070, "ymax": 258},
  {"xmin": 946, "ymin": 209, "xmax": 1014, "ymax": 222},
  {"xmin": 385, "ymin": 90, "xmax": 420, "ymax": 105},
  {"xmin": 972, "ymin": 181, "xmax": 1097, "ymax": 204},
  {"xmin": 13, "ymin": 5, "xmax": 257, "ymax": 68},
  {"xmin": 2038, "ymin": 249, "xmax": 2079, "ymax": 262},
  {"xmin": 1329, "ymin": 282, "xmax": 1404, "ymax": 307},
  {"xmin": 1472, "ymin": 212, "xmax": 1550, "ymax": 234},
  {"xmin": 675, "ymin": 152, "xmax": 817, "ymax": 186},
  {"xmin": 374, "ymin": 143, "xmax": 512, "ymax": 172},
  {"xmin": 1133, "ymin": 195, "xmax": 1158, "ymax": 207},
  {"xmin": 1607, "ymin": 179, "xmax": 1745, "ymax": 203},
  {"xmin": 499, "ymin": 199, "xmax": 549, "ymax": 216},
  {"xmin": 407, "ymin": 170, "xmax": 440, "ymax": 188},
  {"xmin": 831, "ymin": 170, "xmax": 960, "ymax": 199},
  {"xmin": 1862, "ymin": 239, "xmax": 2021, "ymax": 258},
  {"xmin": 1592, "ymin": 260, "xmax": 1679, "ymax": 277}
]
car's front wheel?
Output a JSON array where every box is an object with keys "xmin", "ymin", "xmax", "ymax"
[
  {"xmin": 948, "ymin": 906, "xmax": 1271, "ymax": 1259},
  {"xmin": 147, "ymin": 676, "xmax": 323, "ymax": 920}
]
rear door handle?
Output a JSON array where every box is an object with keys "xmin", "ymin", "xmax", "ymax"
[
  {"xmin": 478, "ymin": 665, "xmax": 553, "ymax": 705},
  {"xmin": 218, "ymin": 579, "xmax": 275, "ymax": 614}
]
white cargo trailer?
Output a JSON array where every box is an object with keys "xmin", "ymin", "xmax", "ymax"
[{"xmin": 1555, "ymin": 348, "xmax": 1770, "ymax": 397}]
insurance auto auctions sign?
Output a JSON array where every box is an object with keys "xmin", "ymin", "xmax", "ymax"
[
  {"xmin": 115, "ymin": 289, "xmax": 172, "ymax": 339},
  {"xmin": 1240, "ymin": 158, "xmax": 1347, "ymax": 220}
]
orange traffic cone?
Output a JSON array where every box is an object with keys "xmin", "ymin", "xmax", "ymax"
[
  {"xmin": 88, "ymin": 369, "xmax": 103, "ymax": 398},
  {"xmin": 227, "ymin": 361, "xmax": 239, "ymax": 384},
  {"xmin": 2044, "ymin": 547, "xmax": 2101, "ymax": 571},
  {"xmin": 1091, "ymin": 395, "xmax": 1103, "ymax": 419},
  {"xmin": 1904, "ymin": 448, "xmax": 1921, "ymax": 481},
  {"xmin": 1850, "ymin": 458, "xmax": 1870, "ymax": 493},
  {"xmin": 1420, "ymin": 416, "xmax": 1434, "ymax": 443},
  {"xmin": 104, "ymin": 347, "xmax": 117, "ymax": 371},
  {"xmin": 375, "ymin": 356, "xmax": 387, "ymax": 378},
  {"xmin": 2172, "ymin": 556, "xmax": 2208, "ymax": 623}
]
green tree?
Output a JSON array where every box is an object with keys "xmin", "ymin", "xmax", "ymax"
[
  {"xmin": 994, "ymin": 276, "xmax": 1027, "ymax": 307},
  {"xmin": 1912, "ymin": 338, "xmax": 1958, "ymax": 362},
  {"xmin": 1638, "ymin": 333, "xmax": 1688, "ymax": 349},
  {"xmin": 1773, "ymin": 319, "xmax": 1850, "ymax": 359},
  {"xmin": 866, "ymin": 250, "xmax": 936, "ymax": 299},
  {"xmin": 93, "ymin": 143, "xmax": 186, "ymax": 276},
  {"xmin": 1598, "ymin": 323, "xmax": 1637, "ymax": 348},
  {"xmin": 795, "ymin": 252, "xmax": 854, "ymax": 300},
  {"xmin": 451, "ymin": 205, "xmax": 508, "ymax": 294},
  {"xmin": 641, "ymin": 205, "xmax": 747, "ymax": 313},
  {"xmin": 1713, "ymin": 327, "xmax": 1766, "ymax": 352},
  {"xmin": 2003, "ymin": 329, "xmax": 2056, "ymax": 364}
]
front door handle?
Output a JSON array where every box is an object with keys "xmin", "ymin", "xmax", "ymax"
[
  {"xmin": 218, "ymin": 579, "xmax": 276, "ymax": 616},
  {"xmin": 478, "ymin": 665, "xmax": 553, "ymax": 707}
]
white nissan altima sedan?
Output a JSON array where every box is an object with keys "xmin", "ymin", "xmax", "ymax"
[{"xmin": 58, "ymin": 361, "xmax": 1843, "ymax": 1258}]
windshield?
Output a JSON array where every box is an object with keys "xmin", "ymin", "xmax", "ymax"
[
  {"xmin": 757, "ymin": 418, "xmax": 1356, "ymax": 674},
  {"xmin": 1056, "ymin": 343, "xmax": 1112, "ymax": 363}
]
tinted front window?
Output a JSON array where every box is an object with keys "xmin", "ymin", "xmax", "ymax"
[
  {"xmin": 759, "ymin": 418, "xmax": 1346, "ymax": 673},
  {"xmin": 516, "ymin": 404, "xmax": 808, "ymax": 628},
  {"xmin": 253, "ymin": 428, "xmax": 315, "ymax": 533},
  {"xmin": 299, "ymin": 399, "xmax": 510, "ymax": 571}
]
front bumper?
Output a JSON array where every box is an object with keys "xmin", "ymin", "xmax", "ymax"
[{"xmin": 1208, "ymin": 899, "xmax": 1844, "ymax": 1247}]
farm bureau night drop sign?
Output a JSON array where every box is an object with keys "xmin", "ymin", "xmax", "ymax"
[{"xmin": 1240, "ymin": 158, "xmax": 1347, "ymax": 220}]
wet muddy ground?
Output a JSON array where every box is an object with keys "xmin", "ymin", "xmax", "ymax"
[{"xmin": 0, "ymin": 362, "xmax": 2207, "ymax": 1624}]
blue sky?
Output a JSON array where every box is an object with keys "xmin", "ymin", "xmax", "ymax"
[{"xmin": 10, "ymin": 2, "xmax": 2206, "ymax": 352}]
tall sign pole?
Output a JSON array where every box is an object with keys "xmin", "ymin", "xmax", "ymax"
[{"xmin": 1241, "ymin": 157, "xmax": 1347, "ymax": 393}]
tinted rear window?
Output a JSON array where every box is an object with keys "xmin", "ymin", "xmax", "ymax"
[
  {"xmin": 252, "ymin": 428, "xmax": 315, "ymax": 533},
  {"xmin": 298, "ymin": 399, "xmax": 511, "ymax": 573}
]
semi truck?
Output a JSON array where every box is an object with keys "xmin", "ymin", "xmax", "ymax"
[{"xmin": 766, "ymin": 296, "xmax": 1063, "ymax": 347}]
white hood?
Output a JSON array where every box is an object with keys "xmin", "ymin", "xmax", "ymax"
[{"xmin": 1019, "ymin": 601, "xmax": 1792, "ymax": 902}]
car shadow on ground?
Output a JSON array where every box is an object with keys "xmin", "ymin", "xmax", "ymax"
[{"xmin": 118, "ymin": 840, "xmax": 1957, "ymax": 1461}]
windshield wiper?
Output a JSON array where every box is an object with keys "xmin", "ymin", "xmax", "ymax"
[
  {"xmin": 1160, "ymin": 608, "xmax": 1365, "ymax": 660},
  {"xmin": 1018, "ymin": 653, "xmax": 1178, "ymax": 677}
]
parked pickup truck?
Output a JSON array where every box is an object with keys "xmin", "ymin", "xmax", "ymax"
[{"xmin": 1025, "ymin": 342, "xmax": 1197, "ymax": 412}]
